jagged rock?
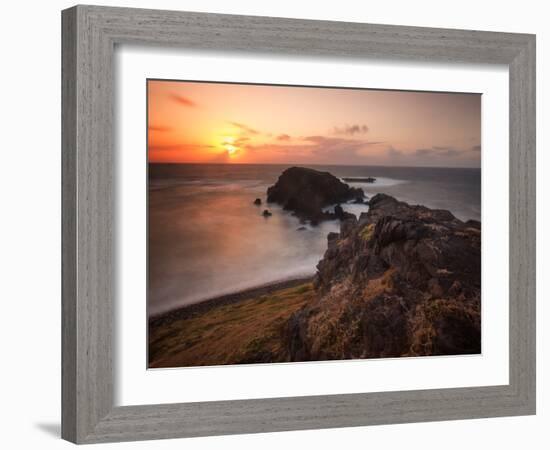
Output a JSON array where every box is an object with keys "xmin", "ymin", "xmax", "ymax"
[
  {"xmin": 327, "ymin": 232, "xmax": 340, "ymax": 249},
  {"xmin": 262, "ymin": 210, "xmax": 272, "ymax": 217},
  {"xmin": 266, "ymin": 167, "xmax": 364, "ymax": 224},
  {"xmin": 340, "ymin": 216, "xmax": 358, "ymax": 238},
  {"xmin": 285, "ymin": 194, "xmax": 481, "ymax": 361}
]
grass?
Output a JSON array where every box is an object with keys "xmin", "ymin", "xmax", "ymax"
[
  {"xmin": 360, "ymin": 223, "xmax": 375, "ymax": 241},
  {"xmin": 361, "ymin": 268, "xmax": 395, "ymax": 301},
  {"xmin": 148, "ymin": 283, "xmax": 315, "ymax": 368}
]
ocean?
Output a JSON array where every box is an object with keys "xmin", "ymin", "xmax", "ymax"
[{"xmin": 148, "ymin": 163, "xmax": 481, "ymax": 316}]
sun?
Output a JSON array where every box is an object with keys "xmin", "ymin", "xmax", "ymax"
[
  {"xmin": 224, "ymin": 143, "xmax": 237, "ymax": 155},
  {"xmin": 222, "ymin": 137, "xmax": 239, "ymax": 157}
]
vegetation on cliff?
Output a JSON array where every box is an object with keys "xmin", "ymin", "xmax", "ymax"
[{"xmin": 149, "ymin": 282, "xmax": 314, "ymax": 368}]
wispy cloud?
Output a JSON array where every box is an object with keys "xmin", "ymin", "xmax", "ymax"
[
  {"xmin": 148, "ymin": 125, "xmax": 172, "ymax": 132},
  {"xmin": 276, "ymin": 134, "xmax": 291, "ymax": 141},
  {"xmin": 234, "ymin": 136, "xmax": 250, "ymax": 146},
  {"xmin": 149, "ymin": 143, "xmax": 214, "ymax": 152},
  {"xmin": 415, "ymin": 146, "xmax": 462, "ymax": 157},
  {"xmin": 415, "ymin": 148, "xmax": 433, "ymax": 156},
  {"xmin": 387, "ymin": 147, "xmax": 403, "ymax": 158},
  {"xmin": 309, "ymin": 138, "xmax": 364, "ymax": 158},
  {"xmin": 229, "ymin": 121, "xmax": 260, "ymax": 135},
  {"xmin": 333, "ymin": 124, "xmax": 369, "ymax": 136},
  {"xmin": 304, "ymin": 136, "xmax": 382, "ymax": 158},
  {"xmin": 244, "ymin": 135, "xmax": 385, "ymax": 160},
  {"xmin": 170, "ymin": 93, "xmax": 197, "ymax": 107}
]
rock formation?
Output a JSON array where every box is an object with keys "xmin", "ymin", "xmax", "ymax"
[
  {"xmin": 285, "ymin": 193, "xmax": 481, "ymax": 360},
  {"xmin": 267, "ymin": 167, "xmax": 364, "ymax": 224}
]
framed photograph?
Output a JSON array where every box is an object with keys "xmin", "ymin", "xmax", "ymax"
[{"xmin": 62, "ymin": 5, "xmax": 536, "ymax": 444}]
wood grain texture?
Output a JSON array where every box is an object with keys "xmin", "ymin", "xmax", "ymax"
[
  {"xmin": 508, "ymin": 36, "xmax": 536, "ymax": 408},
  {"xmin": 61, "ymin": 7, "xmax": 77, "ymax": 443},
  {"xmin": 61, "ymin": 4, "xmax": 536, "ymax": 444}
]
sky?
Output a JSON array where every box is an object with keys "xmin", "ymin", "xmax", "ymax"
[{"xmin": 147, "ymin": 80, "xmax": 481, "ymax": 168}]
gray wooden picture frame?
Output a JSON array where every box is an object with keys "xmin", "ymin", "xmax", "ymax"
[{"xmin": 61, "ymin": 4, "xmax": 536, "ymax": 444}]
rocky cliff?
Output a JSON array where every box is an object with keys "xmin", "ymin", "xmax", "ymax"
[{"xmin": 285, "ymin": 193, "xmax": 481, "ymax": 360}]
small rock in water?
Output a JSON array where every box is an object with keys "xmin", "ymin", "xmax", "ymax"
[
  {"xmin": 253, "ymin": 198, "xmax": 262, "ymax": 205},
  {"xmin": 296, "ymin": 226, "xmax": 307, "ymax": 231},
  {"xmin": 262, "ymin": 209, "xmax": 272, "ymax": 217},
  {"xmin": 334, "ymin": 204, "xmax": 345, "ymax": 219},
  {"xmin": 342, "ymin": 177, "xmax": 376, "ymax": 183}
]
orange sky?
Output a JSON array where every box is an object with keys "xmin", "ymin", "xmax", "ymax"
[{"xmin": 147, "ymin": 80, "xmax": 481, "ymax": 167}]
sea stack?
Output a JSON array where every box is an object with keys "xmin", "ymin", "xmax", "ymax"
[{"xmin": 266, "ymin": 167, "xmax": 364, "ymax": 224}]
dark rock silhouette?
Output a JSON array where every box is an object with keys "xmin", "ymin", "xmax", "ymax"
[
  {"xmin": 342, "ymin": 177, "xmax": 376, "ymax": 183},
  {"xmin": 333, "ymin": 204, "xmax": 355, "ymax": 221},
  {"xmin": 262, "ymin": 209, "xmax": 272, "ymax": 217},
  {"xmin": 253, "ymin": 198, "xmax": 262, "ymax": 205},
  {"xmin": 285, "ymin": 193, "xmax": 481, "ymax": 361},
  {"xmin": 327, "ymin": 232, "xmax": 340, "ymax": 247},
  {"xmin": 267, "ymin": 167, "xmax": 364, "ymax": 224}
]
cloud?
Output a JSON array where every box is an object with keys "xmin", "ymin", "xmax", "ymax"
[
  {"xmin": 387, "ymin": 147, "xmax": 403, "ymax": 158},
  {"xmin": 304, "ymin": 136, "xmax": 385, "ymax": 159},
  {"xmin": 415, "ymin": 148, "xmax": 433, "ymax": 156},
  {"xmin": 229, "ymin": 121, "xmax": 260, "ymax": 135},
  {"xmin": 243, "ymin": 135, "xmax": 385, "ymax": 161},
  {"xmin": 415, "ymin": 146, "xmax": 461, "ymax": 158},
  {"xmin": 333, "ymin": 124, "xmax": 369, "ymax": 136},
  {"xmin": 277, "ymin": 134, "xmax": 291, "ymax": 141},
  {"xmin": 148, "ymin": 143, "xmax": 214, "ymax": 152},
  {"xmin": 443, "ymin": 149, "xmax": 461, "ymax": 157},
  {"xmin": 148, "ymin": 125, "xmax": 171, "ymax": 132},
  {"xmin": 170, "ymin": 93, "xmax": 197, "ymax": 107},
  {"xmin": 433, "ymin": 146, "xmax": 461, "ymax": 156},
  {"xmin": 234, "ymin": 136, "xmax": 250, "ymax": 147},
  {"xmin": 305, "ymin": 136, "xmax": 381, "ymax": 146},
  {"xmin": 243, "ymin": 142, "xmax": 313, "ymax": 157}
]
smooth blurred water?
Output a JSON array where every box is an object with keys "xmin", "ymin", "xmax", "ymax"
[{"xmin": 148, "ymin": 163, "xmax": 480, "ymax": 315}]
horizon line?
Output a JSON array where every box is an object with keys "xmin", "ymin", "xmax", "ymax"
[{"xmin": 147, "ymin": 161, "xmax": 481, "ymax": 170}]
